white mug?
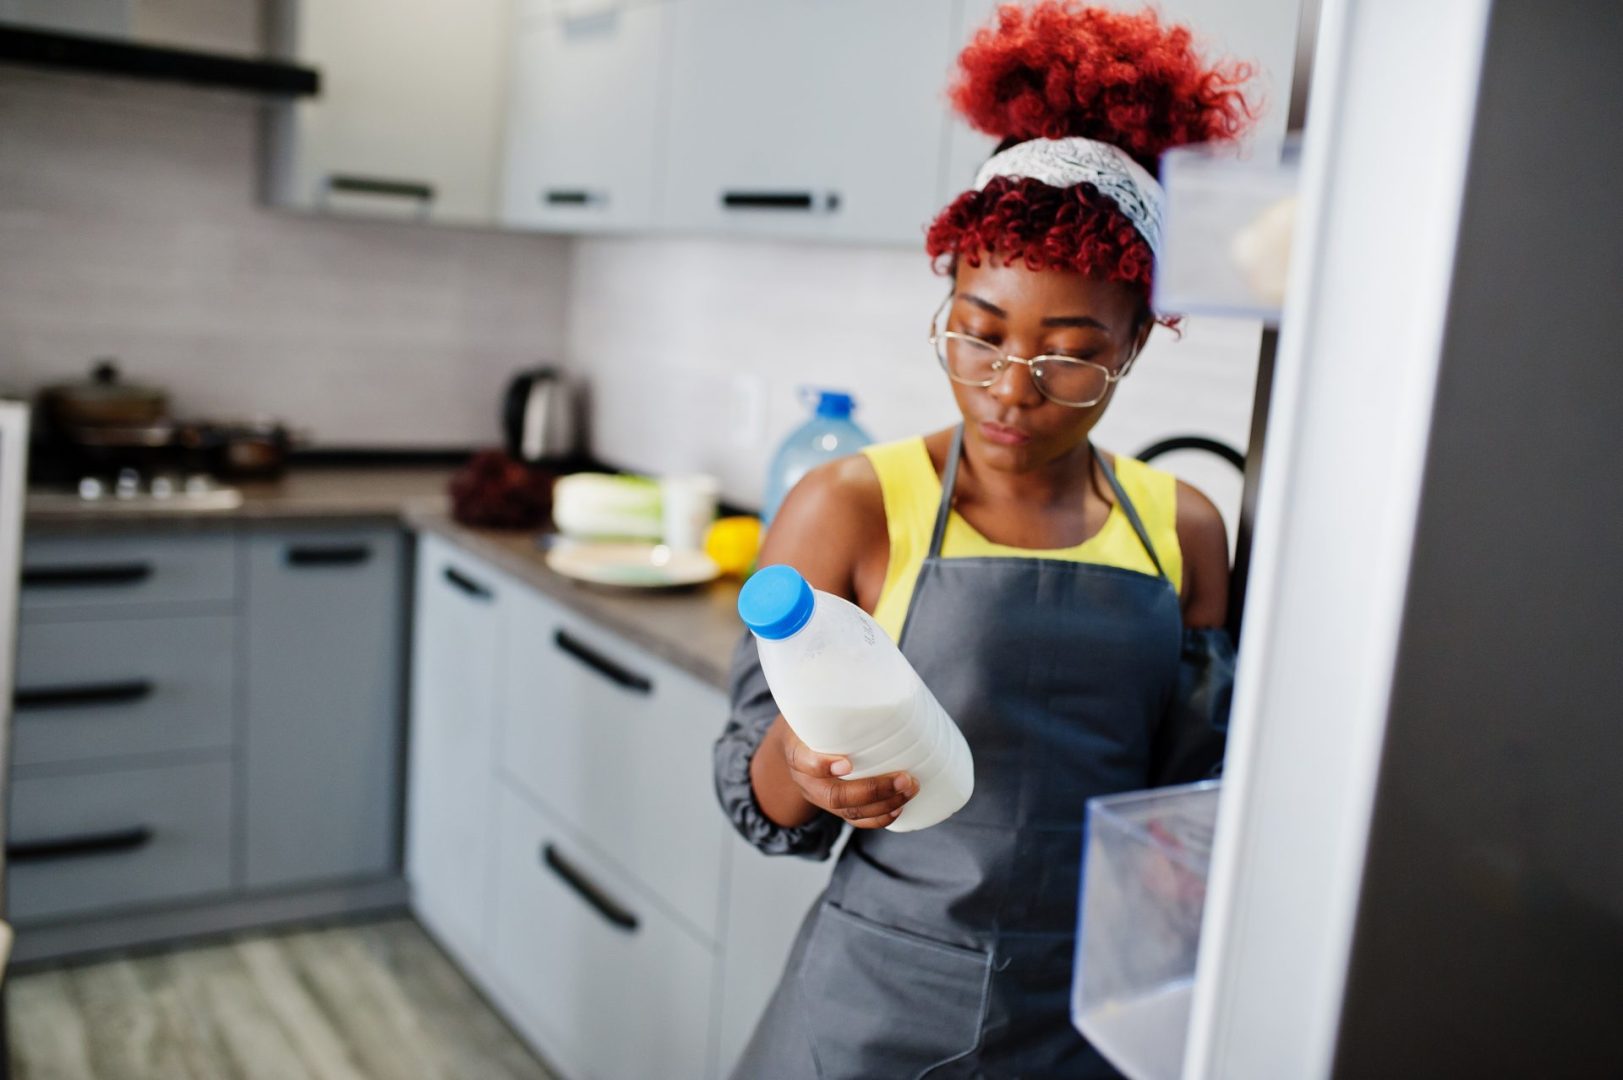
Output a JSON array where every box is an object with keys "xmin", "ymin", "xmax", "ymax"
[{"xmin": 660, "ymin": 473, "xmax": 720, "ymax": 552}]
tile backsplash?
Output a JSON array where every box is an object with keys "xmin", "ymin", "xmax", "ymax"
[{"xmin": 0, "ymin": 68, "xmax": 571, "ymax": 449}]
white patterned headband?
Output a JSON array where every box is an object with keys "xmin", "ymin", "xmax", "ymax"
[{"xmin": 973, "ymin": 136, "xmax": 1165, "ymax": 261}]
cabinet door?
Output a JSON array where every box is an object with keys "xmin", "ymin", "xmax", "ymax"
[
  {"xmin": 662, "ymin": 0, "xmax": 957, "ymax": 244},
  {"xmin": 243, "ymin": 526, "xmax": 403, "ymax": 890},
  {"xmin": 502, "ymin": 1, "xmax": 673, "ymax": 232},
  {"xmin": 405, "ymin": 535, "xmax": 505, "ymax": 963},
  {"xmin": 489, "ymin": 783, "xmax": 717, "ymax": 1080},
  {"xmin": 715, "ymin": 832, "xmax": 838, "ymax": 1076},
  {"xmin": 500, "ymin": 588, "xmax": 729, "ymax": 940},
  {"xmin": 268, "ymin": 0, "xmax": 513, "ymax": 225}
]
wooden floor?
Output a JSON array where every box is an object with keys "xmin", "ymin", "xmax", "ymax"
[{"xmin": 6, "ymin": 916, "xmax": 558, "ymax": 1080}]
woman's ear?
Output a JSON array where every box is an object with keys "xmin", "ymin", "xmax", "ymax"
[{"xmin": 1130, "ymin": 312, "xmax": 1154, "ymax": 361}]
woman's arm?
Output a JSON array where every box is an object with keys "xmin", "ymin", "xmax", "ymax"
[{"xmin": 1174, "ymin": 481, "xmax": 1231, "ymax": 629}]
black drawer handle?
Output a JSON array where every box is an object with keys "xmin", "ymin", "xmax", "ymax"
[
  {"xmin": 286, "ymin": 543, "xmax": 373, "ymax": 567},
  {"xmin": 721, "ymin": 190, "xmax": 837, "ymax": 212},
  {"xmin": 15, "ymin": 678, "xmax": 155, "ymax": 711},
  {"xmin": 22, "ymin": 563, "xmax": 153, "ymax": 588},
  {"xmin": 442, "ymin": 565, "xmax": 493, "ymax": 601},
  {"xmin": 542, "ymin": 843, "xmax": 639, "ymax": 933},
  {"xmin": 544, "ymin": 189, "xmax": 605, "ymax": 206},
  {"xmin": 327, "ymin": 174, "xmax": 435, "ymax": 203},
  {"xmin": 554, "ymin": 630, "xmax": 652, "ymax": 695},
  {"xmin": 8, "ymin": 825, "xmax": 154, "ymax": 864}
]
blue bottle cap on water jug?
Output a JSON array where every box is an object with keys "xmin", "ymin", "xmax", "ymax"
[
  {"xmin": 738, "ymin": 565, "xmax": 815, "ymax": 640},
  {"xmin": 814, "ymin": 391, "xmax": 855, "ymax": 420}
]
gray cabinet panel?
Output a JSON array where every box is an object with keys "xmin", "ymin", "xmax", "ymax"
[
  {"xmin": 20, "ymin": 531, "xmax": 236, "ymax": 614},
  {"xmin": 7, "ymin": 757, "xmax": 234, "ymax": 923},
  {"xmin": 242, "ymin": 526, "xmax": 404, "ymax": 889},
  {"xmin": 12, "ymin": 615, "xmax": 236, "ymax": 767}
]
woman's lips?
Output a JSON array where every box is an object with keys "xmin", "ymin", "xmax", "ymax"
[{"xmin": 980, "ymin": 421, "xmax": 1032, "ymax": 446}]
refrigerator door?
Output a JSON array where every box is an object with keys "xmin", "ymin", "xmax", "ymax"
[{"xmin": 0, "ymin": 400, "xmax": 31, "ymax": 924}]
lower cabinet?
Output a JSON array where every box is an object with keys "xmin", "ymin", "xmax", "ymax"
[
  {"xmin": 489, "ymin": 784, "xmax": 718, "ymax": 1080},
  {"xmin": 8, "ymin": 757, "xmax": 234, "ymax": 923},
  {"xmin": 405, "ymin": 535, "xmax": 836, "ymax": 1079}
]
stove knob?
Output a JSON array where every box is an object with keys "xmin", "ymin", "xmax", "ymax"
[
  {"xmin": 151, "ymin": 475, "xmax": 176, "ymax": 499},
  {"xmin": 78, "ymin": 476, "xmax": 106, "ymax": 500},
  {"xmin": 115, "ymin": 468, "xmax": 141, "ymax": 499}
]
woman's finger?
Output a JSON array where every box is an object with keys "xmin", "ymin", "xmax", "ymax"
[
  {"xmin": 827, "ymin": 789, "xmax": 912, "ymax": 823},
  {"xmin": 848, "ymin": 808, "xmax": 905, "ymax": 830},
  {"xmin": 783, "ymin": 732, "xmax": 853, "ymax": 778}
]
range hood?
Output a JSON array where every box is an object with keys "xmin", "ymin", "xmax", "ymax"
[{"xmin": 0, "ymin": 22, "xmax": 317, "ymax": 97}]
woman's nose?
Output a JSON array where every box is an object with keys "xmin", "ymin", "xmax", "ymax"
[{"xmin": 989, "ymin": 356, "xmax": 1044, "ymax": 409}]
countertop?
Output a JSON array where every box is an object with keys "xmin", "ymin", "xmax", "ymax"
[{"xmin": 23, "ymin": 464, "xmax": 743, "ymax": 689}]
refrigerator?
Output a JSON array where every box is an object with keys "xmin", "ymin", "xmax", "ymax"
[
  {"xmin": 0, "ymin": 401, "xmax": 30, "ymax": 1009},
  {"xmin": 1079, "ymin": 1, "xmax": 1623, "ymax": 1077}
]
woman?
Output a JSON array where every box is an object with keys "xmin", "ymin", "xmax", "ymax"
[{"xmin": 714, "ymin": 4, "xmax": 1255, "ymax": 1076}]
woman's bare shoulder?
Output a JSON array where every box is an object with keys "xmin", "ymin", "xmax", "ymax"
[{"xmin": 756, "ymin": 452, "xmax": 887, "ymax": 597}]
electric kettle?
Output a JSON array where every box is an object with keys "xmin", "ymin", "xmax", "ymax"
[{"xmin": 502, "ymin": 367, "xmax": 581, "ymax": 465}]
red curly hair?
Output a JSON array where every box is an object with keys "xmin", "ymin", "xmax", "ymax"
[{"xmin": 926, "ymin": 2, "xmax": 1258, "ymax": 322}]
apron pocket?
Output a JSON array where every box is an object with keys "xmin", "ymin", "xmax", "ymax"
[{"xmin": 798, "ymin": 901, "xmax": 990, "ymax": 1079}]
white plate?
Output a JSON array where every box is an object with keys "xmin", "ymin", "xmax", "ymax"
[{"xmin": 545, "ymin": 541, "xmax": 720, "ymax": 589}]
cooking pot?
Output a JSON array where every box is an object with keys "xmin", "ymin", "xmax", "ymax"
[{"xmin": 40, "ymin": 359, "xmax": 169, "ymax": 429}]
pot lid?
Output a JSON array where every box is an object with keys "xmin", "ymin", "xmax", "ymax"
[{"xmin": 46, "ymin": 359, "xmax": 167, "ymax": 406}]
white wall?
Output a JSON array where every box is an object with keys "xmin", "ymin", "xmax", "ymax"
[
  {"xmin": 568, "ymin": 235, "xmax": 1261, "ymax": 534},
  {"xmin": 0, "ymin": 68, "xmax": 572, "ymax": 449}
]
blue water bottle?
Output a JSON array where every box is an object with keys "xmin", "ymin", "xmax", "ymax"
[{"xmin": 761, "ymin": 389, "xmax": 873, "ymax": 526}]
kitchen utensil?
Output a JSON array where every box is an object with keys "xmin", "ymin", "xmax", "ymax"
[
  {"xmin": 503, "ymin": 366, "xmax": 581, "ymax": 465},
  {"xmin": 545, "ymin": 539, "xmax": 719, "ymax": 589}
]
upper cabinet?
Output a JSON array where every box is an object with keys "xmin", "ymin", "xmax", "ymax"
[
  {"xmin": 266, "ymin": 0, "xmax": 514, "ymax": 226},
  {"xmin": 500, "ymin": 0, "xmax": 674, "ymax": 233},
  {"xmin": 658, "ymin": 0, "xmax": 957, "ymax": 245}
]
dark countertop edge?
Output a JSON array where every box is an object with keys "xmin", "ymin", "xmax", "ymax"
[{"xmin": 402, "ymin": 506, "xmax": 736, "ymax": 691}]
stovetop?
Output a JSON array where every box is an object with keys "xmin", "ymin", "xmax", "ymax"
[{"xmin": 28, "ymin": 467, "xmax": 243, "ymax": 512}]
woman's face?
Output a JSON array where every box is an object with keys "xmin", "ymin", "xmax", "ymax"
[{"xmin": 943, "ymin": 259, "xmax": 1150, "ymax": 473}]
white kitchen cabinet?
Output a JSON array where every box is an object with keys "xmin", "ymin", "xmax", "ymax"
[
  {"xmin": 266, "ymin": 0, "xmax": 514, "ymax": 226},
  {"xmin": 489, "ymin": 783, "xmax": 717, "ymax": 1080},
  {"xmin": 502, "ymin": 0, "xmax": 674, "ymax": 232},
  {"xmin": 661, "ymin": 0, "xmax": 958, "ymax": 244},
  {"xmin": 499, "ymin": 587, "xmax": 729, "ymax": 939},
  {"xmin": 405, "ymin": 534, "xmax": 506, "ymax": 968},
  {"xmin": 715, "ymin": 833, "xmax": 836, "ymax": 1076}
]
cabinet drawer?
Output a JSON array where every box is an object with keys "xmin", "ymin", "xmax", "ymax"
[
  {"xmin": 20, "ymin": 532, "xmax": 236, "ymax": 614},
  {"xmin": 489, "ymin": 784, "xmax": 715, "ymax": 1080},
  {"xmin": 12, "ymin": 615, "xmax": 236, "ymax": 768},
  {"xmin": 7, "ymin": 758, "xmax": 233, "ymax": 924},
  {"xmin": 501, "ymin": 589, "xmax": 729, "ymax": 939}
]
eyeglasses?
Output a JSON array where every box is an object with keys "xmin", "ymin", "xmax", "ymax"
[{"xmin": 927, "ymin": 295, "xmax": 1136, "ymax": 408}]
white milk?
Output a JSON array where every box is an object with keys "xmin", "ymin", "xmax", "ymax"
[{"xmin": 741, "ymin": 567, "xmax": 974, "ymax": 832}]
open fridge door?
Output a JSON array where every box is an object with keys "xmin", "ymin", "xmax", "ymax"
[{"xmin": 0, "ymin": 400, "xmax": 31, "ymax": 983}]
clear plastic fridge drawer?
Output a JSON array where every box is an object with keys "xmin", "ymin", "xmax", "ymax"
[{"xmin": 1072, "ymin": 780, "xmax": 1221, "ymax": 1080}]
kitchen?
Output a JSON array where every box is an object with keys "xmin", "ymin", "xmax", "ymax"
[{"xmin": 1, "ymin": 1, "xmax": 1619, "ymax": 1079}]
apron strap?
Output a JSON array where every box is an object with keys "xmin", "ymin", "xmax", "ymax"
[
  {"xmin": 927, "ymin": 425, "xmax": 966, "ymax": 559},
  {"xmin": 1092, "ymin": 443, "xmax": 1170, "ymax": 583},
  {"xmin": 928, "ymin": 428, "xmax": 1168, "ymax": 584}
]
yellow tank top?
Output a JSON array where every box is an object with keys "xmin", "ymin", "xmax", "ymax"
[{"xmin": 862, "ymin": 436, "xmax": 1183, "ymax": 642}]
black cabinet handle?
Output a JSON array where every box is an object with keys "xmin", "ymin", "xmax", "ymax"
[
  {"xmin": 720, "ymin": 190, "xmax": 839, "ymax": 212},
  {"xmin": 22, "ymin": 563, "xmax": 153, "ymax": 588},
  {"xmin": 286, "ymin": 543, "xmax": 373, "ymax": 567},
  {"xmin": 544, "ymin": 189, "xmax": 605, "ymax": 206},
  {"xmin": 8, "ymin": 825, "xmax": 154, "ymax": 864},
  {"xmin": 442, "ymin": 565, "xmax": 493, "ymax": 601},
  {"xmin": 15, "ymin": 678, "xmax": 154, "ymax": 711},
  {"xmin": 326, "ymin": 174, "xmax": 435, "ymax": 203},
  {"xmin": 554, "ymin": 630, "xmax": 652, "ymax": 695},
  {"xmin": 542, "ymin": 843, "xmax": 639, "ymax": 933}
]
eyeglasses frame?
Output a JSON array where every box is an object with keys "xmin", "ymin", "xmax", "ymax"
[{"xmin": 927, "ymin": 294, "xmax": 1139, "ymax": 409}]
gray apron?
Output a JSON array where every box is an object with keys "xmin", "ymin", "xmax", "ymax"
[{"xmin": 733, "ymin": 426, "xmax": 1183, "ymax": 1080}]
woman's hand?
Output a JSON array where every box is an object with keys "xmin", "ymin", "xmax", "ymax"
[{"xmin": 770, "ymin": 716, "xmax": 916, "ymax": 829}]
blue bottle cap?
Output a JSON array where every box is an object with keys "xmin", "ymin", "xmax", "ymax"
[
  {"xmin": 738, "ymin": 564, "xmax": 815, "ymax": 640},
  {"xmin": 814, "ymin": 391, "xmax": 856, "ymax": 419}
]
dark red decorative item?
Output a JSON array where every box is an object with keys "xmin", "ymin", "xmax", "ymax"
[{"xmin": 448, "ymin": 449, "xmax": 556, "ymax": 531}]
